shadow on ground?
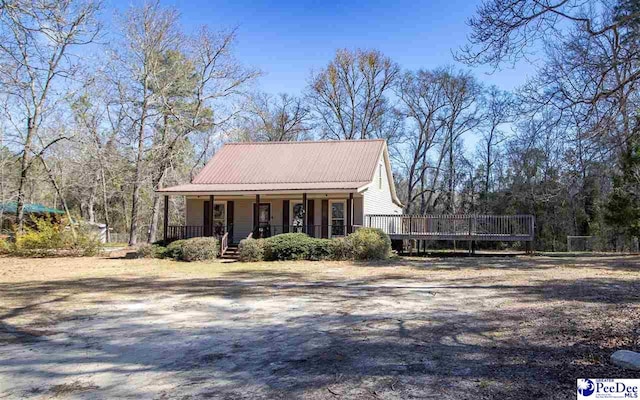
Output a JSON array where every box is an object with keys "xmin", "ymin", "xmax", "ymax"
[{"xmin": 1, "ymin": 259, "xmax": 639, "ymax": 399}]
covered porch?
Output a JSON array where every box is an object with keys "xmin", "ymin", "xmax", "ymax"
[{"xmin": 161, "ymin": 191, "xmax": 363, "ymax": 246}]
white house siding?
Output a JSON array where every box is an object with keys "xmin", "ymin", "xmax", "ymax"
[
  {"xmin": 185, "ymin": 194, "xmax": 366, "ymax": 243},
  {"xmin": 186, "ymin": 199, "xmax": 204, "ymax": 226},
  {"xmin": 362, "ymin": 152, "xmax": 403, "ymax": 218}
]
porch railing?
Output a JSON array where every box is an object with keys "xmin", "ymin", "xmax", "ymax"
[
  {"xmin": 219, "ymin": 232, "xmax": 229, "ymax": 256},
  {"xmin": 167, "ymin": 225, "xmax": 204, "ymax": 240},
  {"xmin": 166, "ymin": 225, "xmax": 232, "ymax": 241},
  {"xmin": 365, "ymin": 214, "xmax": 535, "ymax": 241}
]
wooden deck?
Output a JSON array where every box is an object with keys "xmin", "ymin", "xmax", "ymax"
[{"xmin": 365, "ymin": 214, "xmax": 535, "ymax": 242}]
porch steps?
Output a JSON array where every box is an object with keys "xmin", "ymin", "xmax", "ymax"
[{"xmin": 220, "ymin": 244, "xmax": 239, "ymax": 260}]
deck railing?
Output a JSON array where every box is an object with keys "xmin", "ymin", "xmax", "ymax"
[{"xmin": 365, "ymin": 214, "xmax": 535, "ymax": 241}]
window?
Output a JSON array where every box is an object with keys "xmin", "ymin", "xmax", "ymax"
[
  {"xmin": 378, "ymin": 164, "xmax": 383, "ymax": 189},
  {"xmin": 331, "ymin": 201, "xmax": 345, "ymax": 236},
  {"xmin": 213, "ymin": 203, "xmax": 225, "ymax": 235}
]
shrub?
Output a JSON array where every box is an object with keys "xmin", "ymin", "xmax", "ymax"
[
  {"xmin": 238, "ymin": 238, "xmax": 264, "ymax": 262},
  {"xmin": 73, "ymin": 225, "xmax": 103, "ymax": 256},
  {"xmin": 346, "ymin": 228, "xmax": 391, "ymax": 260},
  {"xmin": 13, "ymin": 216, "xmax": 102, "ymax": 257},
  {"xmin": 263, "ymin": 233, "xmax": 314, "ymax": 261},
  {"xmin": 134, "ymin": 243, "xmax": 167, "ymax": 259},
  {"xmin": 308, "ymin": 238, "xmax": 335, "ymax": 261},
  {"xmin": 0, "ymin": 237, "xmax": 13, "ymax": 254},
  {"xmin": 166, "ymin": 239, "xmax": 186, "ymax": 260},
  {"xmin": 328, "ymin": 237, "xmax": 351, "ymax": 260},
  {"xmin": 177, "ymin": 237, "xmax": 218, "ymax": 262}
]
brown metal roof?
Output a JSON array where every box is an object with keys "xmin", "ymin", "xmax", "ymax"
[{"xmin": 160, "ymin": 139, "xmax": 386, "ymax": 193}]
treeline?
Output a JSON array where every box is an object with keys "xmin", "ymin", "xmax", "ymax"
[{"xmin": 0, "ymin": 0, "xmax": 638, "ymax": 251}]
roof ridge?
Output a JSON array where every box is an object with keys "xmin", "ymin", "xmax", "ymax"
[{"xmin": 224, "ymin": 139, "xmax": 386, "ymax": 145}]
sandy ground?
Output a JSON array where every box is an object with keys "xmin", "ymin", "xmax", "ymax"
[{"xmin": 0, "ymin": 254, "xmax": 639, "ymax": 399}]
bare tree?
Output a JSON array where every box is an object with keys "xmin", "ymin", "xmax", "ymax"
[
  {"xmin": 458, "ymin": 0, "xmax": 640, "ymax": 114},
  {"xmin": 439, "ymin": 69, "xmax": 481, "ymax": 213},
  {"xmin": 308, "ymin": 49, "xmax": 400, "ymax": 140},
  {"xmin": 239, "ymin": 92, "xmax": 312, "ymax": 142},
  {"xmin": 395, "ymin": 69, "xmax": 447, "ymax": 213},
  {"xmin": 111, "ymin": 1, "xmax": 181, "ymax": 245},
  {"xmin": 0, "ymin": 0, "xmax": 101, "ymax": 230},
  {"xmin": 145, "ymin": 27, "xmax": 259, "ymax": 243},
  {"xmin": 476, "ymin": 86, "xmax": 513, "ymax": 211}
]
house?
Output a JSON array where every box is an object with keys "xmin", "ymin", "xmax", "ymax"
[{"xmin": 158, "ymin": 139, "xmax": 403, "ymax": 245}]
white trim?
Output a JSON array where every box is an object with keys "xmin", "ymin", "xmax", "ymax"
[
  {"xmin": 329, "ymin": 199, "xmax": 347, "ymax": 238},
  {"xmin": 159, "ymin": 189, "xmax": 359, "ymax": 196}
]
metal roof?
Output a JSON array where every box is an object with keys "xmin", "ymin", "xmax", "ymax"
[
  {"xmin": 0, "ymin": 202, "xmax": 65, "ymax": 215},
  {"xmin": 160, "ymin": 139, "xmax": 387, "ymax": 193}
]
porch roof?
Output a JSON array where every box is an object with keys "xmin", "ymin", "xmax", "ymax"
[{"xmin": 157, "ymin": 181, "xmax": 370, "ymax": 195}]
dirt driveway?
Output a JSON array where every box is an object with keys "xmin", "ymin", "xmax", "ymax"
[{"xmin": 1, "ymin": 255, "xmax": 639, "ymax": 399}]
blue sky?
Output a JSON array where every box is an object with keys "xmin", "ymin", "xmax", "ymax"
[{"xmin": 111, "ymin": 0, "xmax": 538, "ymax": 96}]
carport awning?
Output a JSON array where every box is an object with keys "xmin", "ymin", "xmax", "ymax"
[{"xmin": 0, "ymin": 202, "xmax": 64, "ymax": 215}]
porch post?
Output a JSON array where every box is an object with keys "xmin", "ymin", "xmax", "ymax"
[
  {"xmin": 209, "ymin": 195, "xmax": 214, "ymax": 236},
  {"xmin": 347, "ymin": 193, "xmax": 353, "ymax": 234},
  {"xmin": 254, "ymin": 194, "xmax": 260, "ymax": 238},
  {"xmin": 302, "ymin": 192, "xmax": 308, "ymax": 234},
  {"xmin": 163, "ymin": 195, "xmax": 169, "ymax": 243}
]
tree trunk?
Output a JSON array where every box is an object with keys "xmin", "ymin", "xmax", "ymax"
[
  {"xmin": 87, "ymin": 185, "xmax": 96, "ymax": 224},
  {"xmin": 128, "ymin": 93, "xmax": 149, "ymax": 246},
  {"xmin": 147, "ymin": 167, "xmax": 167, "ymax": 243},
  {"xmin": 147, "ymin": 113, "xmax": 170, "ymax": 243},
  {"xmin": 16, "ymin": 116, "xmax": 35, "ymax": 232},
  {"xmin": 100, "ymin": 166, "xmax": 111, "ymax": 242}
]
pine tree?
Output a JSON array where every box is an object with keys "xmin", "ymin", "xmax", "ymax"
[{"xmin": 605, "ymin": 139, "xmax": 640, "ymax": 237}]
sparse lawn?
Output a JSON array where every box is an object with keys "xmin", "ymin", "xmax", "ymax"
[{"xmin": 1, "ymin": 255, "xmax": 639, "ymax": 399}]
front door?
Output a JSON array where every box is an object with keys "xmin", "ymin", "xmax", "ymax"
[
  {"xmin": 257, "ymin": 203, "xmax": 271, "ymax": 237},
  {"xmin": 330, "ymin": 201, "xmax": 346, "ymax": 237}
]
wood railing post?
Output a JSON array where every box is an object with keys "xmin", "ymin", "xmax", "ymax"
[
  {"xmin": 209, "ymin": 195, "xmax": 215, "ymax": 237},
  {"xmin": 347, "ymin": 193, "xmax": 353, "ymax": 234},
  {"xmin": 302, "ymin": 193, "xmax": 307, "ymax": 234},
  {"xmin": 254, "ymin": 194, "xmax": 260, "ymax": 238},
  {"xmin": 163, "ymin": 195, "xmax": 169, "ymax": 243}
]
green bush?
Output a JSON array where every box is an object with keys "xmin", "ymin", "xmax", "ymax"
[
  {"xmin": 243, "ymin": 229, "xmax": 391, "ymax": 262},
  {"xmin": 238, "ymin": 238, "xmax": 264, "ymax": 262},
  {"xmin": 308, "ymin": 238, "xmax": 335, "ymax": 260},
  {"xmin": 13, "ymin": 216, "xmax": 102, "ymax": 257},
  {"xmin": 329, "ymin": 237, "xmax": 351, "ymax": 260},
  {"xmin": 174, "ymin": 237, "xmax": 218, "ymax": 262},
  {"xmin": 134, "ymin": 243, "xmax": 167, "ymax": 259},
  {"xmin": 166, "ymin": 239, "xmax": 187, "ymax": 260},
  {"xmin": 0, "ymin": 237, "xmax": 13, "ymax": 254},
  {"xmin": 346, "ymin": 228, "xmax": 391, "ymax": 260},
  {"xmin": 263, "ymin": 233, "xmax": 314, "ymax": 261}
]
